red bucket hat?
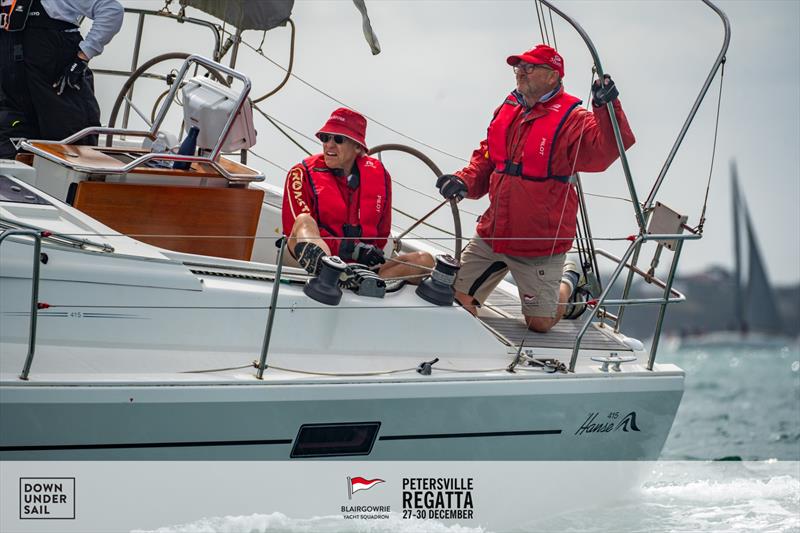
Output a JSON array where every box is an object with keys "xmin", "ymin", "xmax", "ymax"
[
  {"xmin": 316, "ymin": 108, "xmax": 368, "ymax": 150},
  {"xmin": 506, "ymin": 44, "xmax": 564, "ymax": 78}
]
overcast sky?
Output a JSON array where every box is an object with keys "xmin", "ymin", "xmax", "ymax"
[{"xmin": 103, "ymin": 0, "xmax": 799, "ymax": 284}]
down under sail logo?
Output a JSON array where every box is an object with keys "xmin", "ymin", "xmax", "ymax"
[{"xmin": 347, "ymin": 476, "xmax": 385, "ymax": 499}]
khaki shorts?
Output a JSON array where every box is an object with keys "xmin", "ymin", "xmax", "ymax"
[{"xmin": 454, "ymin": 236, "xmax": 565, "ymax": 318}]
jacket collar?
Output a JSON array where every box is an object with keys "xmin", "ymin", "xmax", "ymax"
[{"xmin": 512, "ymin": 84, "xmax": 563, "ymax": 110}]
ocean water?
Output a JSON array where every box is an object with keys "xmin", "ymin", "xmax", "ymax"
[
  {"xmin": 661, "ymin": 343, "xmax": 800, "ymax": 461},
  {"xmin": 132, "ymin": 345, "xmax": 799, "ymax": 533}
]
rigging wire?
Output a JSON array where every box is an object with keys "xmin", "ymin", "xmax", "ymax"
[
  {"xmin": 535, "ymin": 1, "xmax": 549, "ymax": 46},
  {"xmin": 548, "ymin": 75, "xmax": 595, "ymax": 258},
  {"xmin": 226, "ymin": 28, "xmax": 468, "ymax": 163},
  {"xmin": 40, "ymin": 300, "xmax": 583, "ymax": 311},
  {"xmin": 583, "ymin": 191, "xmax": 633, "ymax": 203},
  {"xmin": 392, "ymin": 179, "xmax": 484, "ymax": 219},
  {"xmin": 19, "ymin": 230, "xmax": 639, "ymax": 242},
  {"xmin": 548, "ymin": 6, "xmax": 558, "ymax": 50},
  {"xmin": 534, "ymin": 1, "xmax": 547, "ymax": 44},
  {"xmin": 247, "ymin": 149, "xmax": 288, "ymax": 172},
  {"xmin": 254, "ymin": 108, "xmax": 320, "ymax": 146},
  {"xmin": 694, "ymin": 59, "xmax": 726, "ymax": 235},
  {"xmin": 252, "ymin": 104, "xmax": 314, "ymax": 156},
  {"xmin": 509, "ymin": 69, "xmax": 592, "ymax": 372},
  {"xmin": 391, "ymin": 206, "xmax": 457, "ymax": 238},
  {"xmin": 533, "ymin": 0, "xmax": 544, "ymax": 42},
  {"xmin": 252, "ymin": 18, "xmax": 296, "ymax": 103}
]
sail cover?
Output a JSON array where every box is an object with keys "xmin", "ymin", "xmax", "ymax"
[
  {"xmin": 179, "ymin": 0, "xmax": 380, "ymax": 54},
  {"xmin": 180, "ymin": 0, "xmax": 294, "ymax": 31}
]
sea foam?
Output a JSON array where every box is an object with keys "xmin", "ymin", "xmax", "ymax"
[{"xmin": 132, "ymin": 512, "xmax": 487, "ymax": 533}]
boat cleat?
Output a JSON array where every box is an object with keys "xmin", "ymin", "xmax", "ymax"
[{"xmin": 590, "ymin": 354, "xmax": 637, "ymax": 372}]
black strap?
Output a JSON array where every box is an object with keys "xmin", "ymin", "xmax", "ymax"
[
  {"xmin": 546, "ymin": 100, "xmax": 583, "ymax": 178},
  {"xmin": 520, "ymin": 174, "xmax": 571, "ymax": 184},
  {"xmin": 501, "ymin": 160, "xmax": 571, "ymax": 184}
]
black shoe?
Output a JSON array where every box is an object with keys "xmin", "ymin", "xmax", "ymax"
[
  {"xmin": 561, "ymin": 259, "xmax": 595, "ymax": 320},
  {"xmin": 563, "ymin": 285, "xmax": 592, "ymax": 320},
  {"xmin": 294, "ymin": 242, "xmax": 326, "ymax": 276}
]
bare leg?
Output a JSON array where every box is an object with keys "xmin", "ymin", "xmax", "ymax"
[
  {"xmin": 288, "ymin": 214, "xmax": 331, "ymax": 257},
  {"xmin": 524, "ymin": 281, "xmax": 571, "ymax": 333},
  {"xmin": 378, "ymin": 251, "xmax": 435, "ymax": 285}
]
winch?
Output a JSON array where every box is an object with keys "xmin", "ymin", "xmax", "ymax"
[{"xmin": 415, "ymin": 254, "xmax": 460, "ymax": 306}]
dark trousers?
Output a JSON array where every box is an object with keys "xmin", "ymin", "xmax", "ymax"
[{"xmin": 0, "ymin": 28, "xmax": 101, "ymax": 159}]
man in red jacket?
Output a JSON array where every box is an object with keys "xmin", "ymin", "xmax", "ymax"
[
  {"xmin": 436, "ymin": 44, "xmax": 635, "ymax": 332},
  {"xmin": 283, "ymin": 108, "xmax": 433, "ymax": 284}
]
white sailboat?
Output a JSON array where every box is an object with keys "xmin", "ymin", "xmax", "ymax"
[{"xmin": 0, "ymin": 0, "xmax": 730, "ymax": 460}]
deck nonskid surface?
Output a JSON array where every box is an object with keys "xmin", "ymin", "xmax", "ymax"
[{"xmin": 479, "ymin": 316, "xmax": 633, "ymax": 351}]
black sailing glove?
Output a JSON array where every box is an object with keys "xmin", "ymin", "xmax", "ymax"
[
  {"xmin": 53, "ymin": 59, "xmax": 89, "ymax": 96},
  {"xmin": 436, "ymin": 174, "xmax": 468, "ymax": 201},
  {"xmin": 591, "ymin": 74, "xmax": 619, "ymax": 108},
  {"xmin": 351, "ymin": 242, "xmax": 385, "ymax": 267}
]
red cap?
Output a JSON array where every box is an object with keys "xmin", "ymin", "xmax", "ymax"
[
  {"xmin": 316, "ymin": 108, "xmax": 368, "ymax": 150},
  {"xmin": 506, "ymin": 44, "xmax": 564, "ymax": 78}
]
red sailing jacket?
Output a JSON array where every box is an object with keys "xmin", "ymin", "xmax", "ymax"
[
  {"xmin": 282, "ymin": 153, "xmax": 392, "ymax": 257},
  {"xmin": 456, "ymin": 87, "xmax": 636, "ymax": 256}
]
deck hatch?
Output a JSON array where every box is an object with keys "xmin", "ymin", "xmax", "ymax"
[
  {"xmin": 0, "ymin": 175, "xmax": 51, "ymax": 205},
  {"xmin": 291, "ymin": 422, "xmax": 381, "ymax": 458}
]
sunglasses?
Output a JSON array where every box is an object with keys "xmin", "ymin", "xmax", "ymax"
[
  {"xmin": 513, "ymin": 63, "xmax": 553, "ymax": 75},
  {"xmin": 318, "ymin": 133, "xmax": 347, "ymax": 145}
]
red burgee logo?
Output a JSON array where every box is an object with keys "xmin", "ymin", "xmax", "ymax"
[{"xmin": 347, "ymin": 476, "xmax": 385, "ymax": 499}]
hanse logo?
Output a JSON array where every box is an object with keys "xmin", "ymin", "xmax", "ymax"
[
  {"xmin": 574, "ymin": 411, "xmax": 641, "ymax": 436},
  {"xmin": 347, "ymin": 476, "xmax": 385, "ymax": 499}
]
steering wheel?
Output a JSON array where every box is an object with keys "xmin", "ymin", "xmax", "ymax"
[{"xmin": 367, "ymin": 143, "xmax": 462, "ymax": 261}]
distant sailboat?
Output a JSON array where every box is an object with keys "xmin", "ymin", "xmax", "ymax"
[
  {"xmin": 731, "ymin": 160, "xmax": 783, "ymax": 335},
  {"xmin": 676, "ymin": 161, "xmax": 790, "ymax": 349}
]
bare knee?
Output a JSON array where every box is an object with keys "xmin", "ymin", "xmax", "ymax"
[
  {"xmin": 413, "ymin": 251, "xmax": 435, "ymax": 269},
  {"xmin": 525, "ymin": 316, "xmax": 555, "ymax": 333}
]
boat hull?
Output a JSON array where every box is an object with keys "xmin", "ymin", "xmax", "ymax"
[{"xmin": 0, "ymin": 373, "xmax": 683, "ymax": 460}]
